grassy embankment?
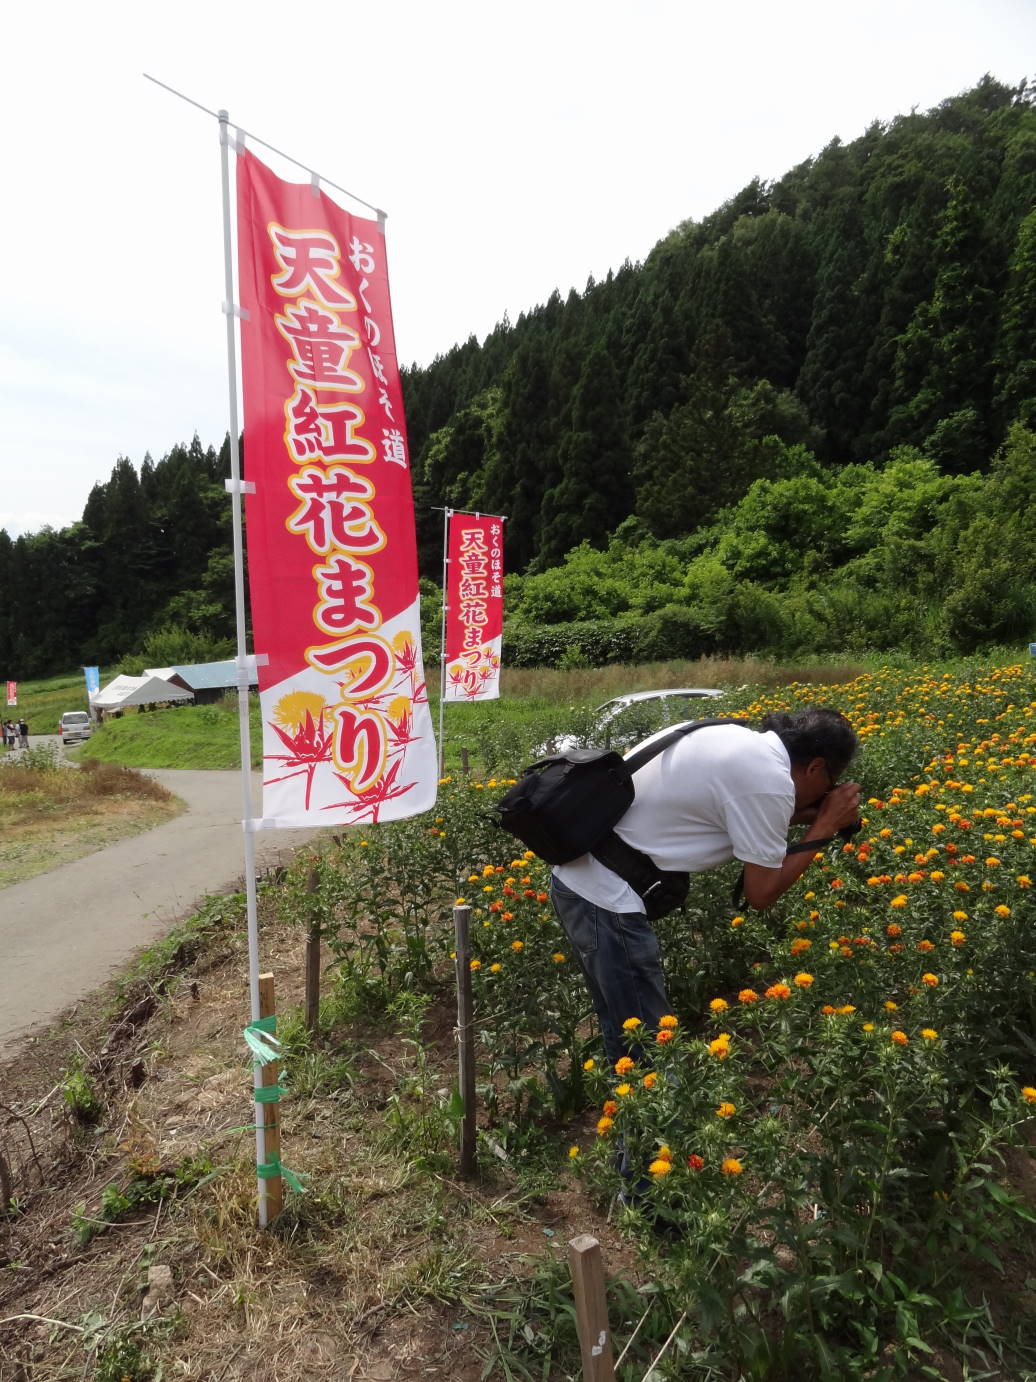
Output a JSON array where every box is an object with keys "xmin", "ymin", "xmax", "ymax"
[{"xmin": 33, "ymin": 653, "xmax": 874, "ymax": 775}]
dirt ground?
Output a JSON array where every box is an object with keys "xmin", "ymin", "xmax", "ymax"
[{"xmin": 0, "ymin": 895, "xmax": 629, "ymax": 1382}]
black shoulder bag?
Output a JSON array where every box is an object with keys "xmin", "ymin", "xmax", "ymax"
[{"xmin": 493, "ymin": 718, "xmax": 734, "ymax": 920}]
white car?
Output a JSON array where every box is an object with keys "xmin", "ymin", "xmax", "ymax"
[
  {"xmin": 59, "ymin": 711, "xmax": 93, "ymax": 745},
  {"xmin": 539, "ymin": 687, "xmax": 725, "ymax": 756}
]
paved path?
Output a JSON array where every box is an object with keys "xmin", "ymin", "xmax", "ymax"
[{"xmin": 0, "ymin": 755, "xmax": 319, "ymax": 1049}]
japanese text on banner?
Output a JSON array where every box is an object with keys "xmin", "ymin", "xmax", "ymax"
[
  {"xmin": 236, "ymin": 151, "xmax": 437, "ymax": 826},
  {"xmin": 444, "ymin": 513, "xmax": 504, "ymax": 702}
]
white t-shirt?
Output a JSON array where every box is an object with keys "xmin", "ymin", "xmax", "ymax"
[{"xmin": 553, "ymin": 723, "xmax": 794, "ymax": 912}]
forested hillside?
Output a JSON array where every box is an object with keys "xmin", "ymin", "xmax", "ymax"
[
  {"xmin": 404, "ymin": 76, "xmax": 1035, "ymax": 572},
  {"xmin": 2, "ymin": 77, "xmax": 1033, "ymax": 676},
  {"xmin": 0, "ymin": 438, "xmax": 235, "ymax": 676}
]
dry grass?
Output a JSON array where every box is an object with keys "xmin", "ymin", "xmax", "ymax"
[
  {"xmin": 500, "ymin": 655, "xmax": 868, "ymax": 703},
  {"xmin": 0, "ymin": 759, "xmax": 180, "ymax": 887},
  {"xmin": 0, "ymin": 759, "xmax": 173, "ymax": 806}
]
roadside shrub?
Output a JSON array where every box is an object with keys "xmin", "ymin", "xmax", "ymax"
[
  {"xmin": 503, "ymin": 619, "xmax": 640, "ymax": 669},
  {"xmin": 78, "ymin": 761, "xmax": 173, "ymax": 801}
]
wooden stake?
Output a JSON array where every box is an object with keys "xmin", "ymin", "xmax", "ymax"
[
  {"xmin": 258, "ymin": 972, "xmax": 283, "ymax": 1221},
  {"xmin": 568, "ymin": 1235, "xmax": 615, "ymax": 1381},
  {"xmin": 304, "ymin": 862, "xmax": 321, "ymax": 1032},
  {"xmin": 453, "ymin": 905, "xmax": 477, "ymax": 1177},
  {"xmin": 460, "ymin": 746, "xmax": 470, "ymax": 777}
]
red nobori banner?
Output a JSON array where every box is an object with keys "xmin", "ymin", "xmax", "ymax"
[
  {"xmin": 5, "ymin": 681, "xmax": 15, "ymax": 707},
  {"xmin": 236, "ymin": 150, "xmax": 436, "ymax": 826},
  {"xmin": 443, "ymin": 512, "xmax": 503, "ymax": 701}
]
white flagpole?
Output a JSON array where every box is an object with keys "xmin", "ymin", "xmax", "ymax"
[
  {"xmin": 217, "ymin": 108, "xmax": 269, "ymax": 1227},
  {"xmin": 437, "ymin": 507, "xmax": 452, "ymax": 776}
]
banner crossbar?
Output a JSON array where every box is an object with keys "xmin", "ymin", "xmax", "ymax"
[{"xmin": 144, "ymin": 73, "xmax": 386, "ymax": 218}]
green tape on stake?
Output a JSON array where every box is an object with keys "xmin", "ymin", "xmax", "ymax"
[
  {"xmin": 243, "ymin": 1015, "xmax": 281, "ymax": 1066},
  {"xmin": 257, "ymin": 1153, "xmax": 306, "ymax": 1193},
  {"xmin": 254, "ymin": 1085, "xmax": 287, "ymax": 1104}
]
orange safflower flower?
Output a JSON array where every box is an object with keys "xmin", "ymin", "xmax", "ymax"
[
  {"xmin": 738, "ymin": 989, "xmax": 759, "ymax": 1004},
  {"xmin": 891, "ymin": 1030, "xmax": 909, "ymax": 1046},
  {"xmin": 721, "ymin": 1158, "xmax": 743, "ymax": 1176},
  {"xmin": 765, "ymin": 983, "xmax": 792, "ymax": 1000}
]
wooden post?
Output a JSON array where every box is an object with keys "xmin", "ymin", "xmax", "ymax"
[
  {"xmin": 258, "ymin": 973, "xmax": 284, "ymax": 1222},
  {"xmin": 568, "ymin": 1235, "xmax": 615, "ymax": 1381},
  {"xmin": 453, "ymin": 905, "xmax": 477, "ymax": 1177},
  {"xmin": 460, "ymin": 746, "xmax": 470, "ymax": 778},
  {"xmin": 304, "ymin": 862, "xmax": 321, "ymax": 1032}
]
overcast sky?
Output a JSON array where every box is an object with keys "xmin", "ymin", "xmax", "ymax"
[{"xmin": 2, "ymin": 0, "xmax": 1033, "ymax": 538}]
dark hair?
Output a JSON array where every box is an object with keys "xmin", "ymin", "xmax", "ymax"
[{"xmin": 760, "ymin": 707, "xmax": 858, "ymax": 776}]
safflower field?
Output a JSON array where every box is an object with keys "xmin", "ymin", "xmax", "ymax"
[{"xmin": 276, "ymin": 658, "xmax": 1036, "ymax": 1378}]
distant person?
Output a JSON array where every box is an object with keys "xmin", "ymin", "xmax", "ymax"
[
  {"xmin": 17, "ymin": 718, "xmax": 28, "ymax": 748},
  {"xmin": 3, "ymin": 721, "xmax": 14, "ymax": 750}
]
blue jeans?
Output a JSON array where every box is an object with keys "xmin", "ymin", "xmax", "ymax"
[{"xmin": 550, "ymin": 875, "xmax": 671, "ymax": 1071}]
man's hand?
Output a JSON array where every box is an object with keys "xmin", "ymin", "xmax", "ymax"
[
  {"xmin": 743, "ymin": 780, "xmax": 863, "ymax": 910},
  {"xmin": 813, "ymin": 781, "xmax": 862, "ymax": 835}
]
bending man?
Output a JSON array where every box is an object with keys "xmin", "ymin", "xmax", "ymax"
[{"xmin": 549, "ymin": 707, "xmax": 861, "ymax": 1068}]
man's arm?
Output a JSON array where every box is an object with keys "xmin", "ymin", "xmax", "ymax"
[{"xmin": 742, "ymin": 782, "xmax": 862, "ymax": 911}]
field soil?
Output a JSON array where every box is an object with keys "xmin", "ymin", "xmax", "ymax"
[{"xmin": 0, "ymin": 903, "xmax": 626, "ymax": 1381}]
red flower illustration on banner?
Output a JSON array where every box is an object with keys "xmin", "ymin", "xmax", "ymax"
[
  {"xmin": 325, "ymin": 757, "xmax": 417, "ymax": 822},
  {"xmin": 264, "ymin": 693, "xmax": 334, "ymax": 809},
  {"xmin": 386, "ymin": 699, "xmax": 418, "ymax": 752}
]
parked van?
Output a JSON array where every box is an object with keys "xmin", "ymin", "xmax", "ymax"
[{"xmin": 59, "ymin": 711, "xmax": 93, "ymax": 745}]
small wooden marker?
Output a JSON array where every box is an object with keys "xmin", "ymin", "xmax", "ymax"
[
  {"xmin": 453, "ymin": 905, "xmax": 477, "ymax": 1177},
  {"xmin": 304, "ymin": 862, "xmax": 321, "ymax": 1031},
  {"xmin": 568, "ymin": 1235, "xmax": 615, "ymax": 1381},
  {"xmin": 258, "ymin": 972, "xmax": 283, "ymax": 1221}
]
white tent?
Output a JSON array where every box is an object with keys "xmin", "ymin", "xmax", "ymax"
[{"xmin": 92, "ymin": 674, "xmax": 194, "ymax": 710}]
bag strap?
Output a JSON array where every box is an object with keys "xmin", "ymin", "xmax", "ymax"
[
  {"xmin": 592, "ymin": 718, "xmax": 742, "ymax": 894},
  {"xmin": 622, "ymin": 716, "xmax": 743, "ymax": 777}
]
